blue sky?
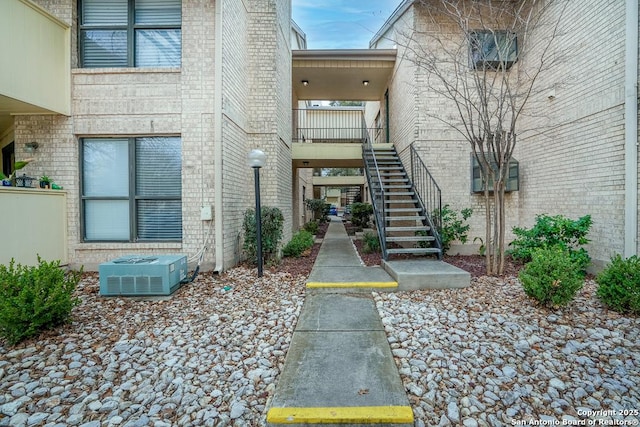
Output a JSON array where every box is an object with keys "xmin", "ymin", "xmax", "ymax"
[{"xmin": 292, "ymin": 0, "xmax": 403, "ymax": 49}]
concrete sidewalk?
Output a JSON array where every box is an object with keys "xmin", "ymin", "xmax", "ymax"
[
  {"xmin": 266, "ymin": 218, "xmax": 413, "ymax": 426},
  {"xmin": 306, "ymin": 218, "xmax": 398, "ymax": 290}
]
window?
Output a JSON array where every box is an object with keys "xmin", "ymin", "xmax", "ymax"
[
  {"xmin": 470, "ymin": 154, "xmax": 519, "ymax": 193},
  {"xmin": 469, "ymin": 31, "xmax": 517, "ymax": 70},
  {"xmin": 79, "ymin": 0, "xmax": 182, "ymax": 68},
  {"xmin": 81, "ymin": 137, "xmax": 182, "ymax": 241}
]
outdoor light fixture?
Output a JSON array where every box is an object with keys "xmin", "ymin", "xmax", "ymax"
[
  {"xmin": 24, "ymin": 141, "xmax": 39, "ymax": 152},
  {"xmin": 302, "ymin": 80, "xmax": 309, "ymax": 86},
  {"xmin": 362, "ymin": 80, "xmax": 370, "ymax": 86},
  {"xmin": 247, "ymin": 149, "xmax": 266, "ymax": 277},
  {"xmin": 303, "ymin": 161, "xmax": 309, "ymax": 167}
]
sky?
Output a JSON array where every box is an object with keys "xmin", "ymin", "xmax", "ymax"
[{"xmin": 292, "ymin": 0, "xmax": 404, "ymax": 49}]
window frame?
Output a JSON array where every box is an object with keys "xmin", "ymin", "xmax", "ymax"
[
  {"xmin": 469, "ymin": 30, "xmax": 518, "ymax": 71},
  {"xmin": 78, "ymin": 0, "xmax": 182, "ymax": 68},
  {"xmin": 80, "ymin": 136, "xmax": 183, "ymax": 243}
]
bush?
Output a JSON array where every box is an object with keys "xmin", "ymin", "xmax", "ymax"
[
  {"xmin": 518, "ymin": 246, "xmax": 583, "ymax": 308},
  {"xmin": 351, "ymin": 202, "xmax": 373, "ymax": 228},
  {"xmin": 509, "ymin": 214, "xmax": 592, "ymax": 272},
  {"xmin": 305, "ymin": 199, "xmax": 328, "ymax": 222},
  {"xmin": 303, "ymin": 220, "xmax": 319, "ymax": 235},
  {"xmin": 243, "ymin": 206, "xmax": 284, "ymax": 264},
  {"xmin": 0, "ymin": 257, "xmax": 81, "ymax": 346},
  {"xmin": 363, "ymin": 231, "xmax": 380, "ymax": 254},
  {"xmin": 282, "ymin": 230, "xmax": 315, "ymax": 258},
  {"xmin": 432, "ymin": 204, "xmax": 473, "ymax": 254},
  {"xmin": 596, "ymin": 255, "xmax": 640, "ymax": 314}
]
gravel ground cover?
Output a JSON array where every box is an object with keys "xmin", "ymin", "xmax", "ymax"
[
  {"xmin": 1, "ymin": 244, "xmax": 639, "ymax": 426},
  {"xmin": 374, "ymin": 277, "xmax": 640, "ymax": 426},
  {"xmin": 0, "ymin": 269, "xmax": 306, "ymax": 427}
]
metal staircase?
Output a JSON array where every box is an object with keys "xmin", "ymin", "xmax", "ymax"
[{"xmin": 363, "ymin": 142, "xmax": 443, "ymax": 260}]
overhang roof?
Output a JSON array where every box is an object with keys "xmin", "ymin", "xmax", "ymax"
[{"xmin": 292, "ymin": 49, "xmax": 397, "ymax": 101}]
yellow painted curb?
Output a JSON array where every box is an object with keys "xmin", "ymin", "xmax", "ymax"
[
  {"xmin": 267, "ymin": 405, "xmax": 414, "ymax": 424},
  {"xmin": 306, "ymin": 281, "xmax": 398, "ymax": 289}
]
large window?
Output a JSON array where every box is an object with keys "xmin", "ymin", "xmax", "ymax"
[
  {"xmin": 79, "ymin": 0, "xmax": 182, "ymax": 68},
  {"xmin": 81, "ymin": 137, "xmax": 182, "ymax": 241},
  {"xmin": 469, "ymin": 31, "xmax": 517, "ymax": 70}
]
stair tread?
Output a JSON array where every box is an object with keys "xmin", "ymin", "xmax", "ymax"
[
  {"xmin": 385, "ymin": 215, "xmax": 426, "ymax": 221},
  {"xmin": 386, "ymin": 207, "xmax": 422, "ymax": 212},
  {"xmin": 386, "ymin": 226, "xmax": 431, "ymax": 232},
  {"xmin": 387, "ymin": 247, "xmax": 441, "ymax": 255},
  {"xmin": 384, "ymin": 199, "xmax": 417, "ymax": 204},
  {"xmin": 386, "ymin": 235, "xmax": 435, "ymax": 242},
  {"xmin": 380, "ymin": 192, "xmax": 415, "ymax": 196}
]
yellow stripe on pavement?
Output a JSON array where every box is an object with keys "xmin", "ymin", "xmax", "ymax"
[
  {"xmin": 306, "ymin": 281, "xmax": 398, "ymax": 289},
  {"xmin": 267, "ymin": 405, "xmax": 414, "ymax": 424}
]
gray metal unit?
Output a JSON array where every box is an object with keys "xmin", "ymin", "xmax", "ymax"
[{"xmin": 99, "ymin": 255, "xmax": 187, "ymax": 296}]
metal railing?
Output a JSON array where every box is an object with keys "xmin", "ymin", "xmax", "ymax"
[
  {"xmin": 409, "ymin": 144, "xmax": 443, "ymax": 252},
  {"xmin": 293, "ymin": 108, "xmax": 367, "ymax": 142},
  {"xmin": 362, "ymin": 133, "xmax": 388, "ymax": 259}
]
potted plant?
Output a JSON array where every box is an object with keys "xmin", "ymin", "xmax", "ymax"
[
  {"xmin": 39, "ymin": 175, "xmax": 51, "ymax": 189},
  {"xmin": 0, "ymin": 159, "xmax": 32, "ymax": 187}
]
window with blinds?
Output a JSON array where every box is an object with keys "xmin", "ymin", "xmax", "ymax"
[
  {"xmin": 81, "ymin": 137, "xmax": 182, "ymax": 241},
  {"xmin": 80, "ymin": 0, "xmax": 182, "ymax": 68}
]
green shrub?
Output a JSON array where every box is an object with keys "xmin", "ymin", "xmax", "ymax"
[
  {"xmin": 243, "ymin": 206, "xmax": 284, "ymax": 264},
  {"xmin": 0, "ymin": 257, "xmax": 81, "ymax": 346},
  {"xmin": 432, "ymin": 204, "xmax": 473, "ymax": 254},
  {"xmin": 305, "ymin": 199, "xmax": 328, "ymax": 222},
  {"xmin": 282, "ymin": 230, "xmax": 315, "ymax": 258},
  {"xmin": 351, "ymin": 203, "xmax": 373, "ymax": 228},
  {"xmin": 596, "ymin": 255, "xmax": 640, "ymax": 314},
  {"xmin": 363, "ymin": 231, "xmax": 380, "ymax": 254},
  {"xmin": 303, "ymin": 220, "xmax": 319, "ymax": 235},
  {"xmin": 518, "ymin": 246, "xmax": 583, "ymax": 308},
  {"xmin": 509, "ymin": 214, "xmax": 592, "ymax": 272}
]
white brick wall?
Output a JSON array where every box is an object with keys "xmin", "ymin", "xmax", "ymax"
[
  {"xmin": 14, "ymin": 0, "xmax": 292, "ymax": 271},
  {"xmin": 368, "ymin": 0, "xmax": 635, "ymax": 266},
  {"xmin": 517, "ymin": 0, "xmax": 628, "ymax": 268}
]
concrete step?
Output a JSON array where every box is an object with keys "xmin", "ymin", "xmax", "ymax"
[
  {"xmin": 386, "ymin": 247, "xmax": 441, "ymax": 255},
  {"xmin": 381, "ymin": 191, "xmax": 415, "ymax": 196},
  {"xmin": 386, "ymin": 235, "xmax": 435, "ymax": 243},
  {"xmin": 385, "ymin": 215, "xmax": 426, "ymax": 221},
  {"xmin": 386, "ymin": 225, "xmax": 430, "ymax": 232},
  {"xmin": 384, "ymin": 199, "xmax": 417, "ymax": 204},
  {"xmin": 386, "ymin": 207, "xmax": 422, "ymax": 213},
  {"xmin": 381, "ymin": 184, "xmax": 412, "ymax": 189},
  {"xmin": 382, "ymin": 259, "xmax": 471, "ymax": 290}
]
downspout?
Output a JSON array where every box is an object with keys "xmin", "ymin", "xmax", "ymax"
[
  {"xmin": 624, "ymin": 0, "xmax": 638, "ymax": 257},
  {"xmin": 213, "ymin": 0, "xmax": 225, "ymax": 272}
]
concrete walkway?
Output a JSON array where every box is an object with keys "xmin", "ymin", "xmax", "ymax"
[{"xmin": 266, "ymin": 218, "xmax": 413, "ymax": 426}]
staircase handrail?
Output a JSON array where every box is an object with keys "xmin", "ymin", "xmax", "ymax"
[
  {"xmin": 409, "ymin": 144, "xmax": 443, "ymax": 253},
  {"xmin": 362, "ymin": 133, "xmax": 388, "ymax": 259}
]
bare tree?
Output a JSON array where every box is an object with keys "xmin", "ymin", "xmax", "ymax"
[{"xmin": 395, "ymin": 0, "xmax": 567, "ymax": 275}]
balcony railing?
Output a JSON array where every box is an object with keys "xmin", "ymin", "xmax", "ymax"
[{"xmin": 293, "ymin": 108, "xmax": 369, "ymax": 143}]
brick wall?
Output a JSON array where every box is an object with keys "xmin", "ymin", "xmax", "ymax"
[
  {"xmin": 516, "ymin": 0, "xmax": 627, "ymax": 268},
  {"xmin": 14, "ymin": 0, "xmax": 292, "ymax": 271},
  {"xmin": 370, "ymin": 0, "xmax": 635, "ymax": 263}
]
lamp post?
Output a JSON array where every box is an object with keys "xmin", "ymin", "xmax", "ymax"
[{"xmin": 247, "ymin": 149, "xmax": 266, "ymax": 277}]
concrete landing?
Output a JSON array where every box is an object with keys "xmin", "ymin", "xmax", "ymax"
[{"xmin": 382, "ymin": 259, "xmax": 471, "ymax": 290}]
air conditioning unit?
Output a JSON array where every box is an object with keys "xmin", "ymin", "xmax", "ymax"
[{"xmin": 99, "ymin": 255, "xmax": 187, "ymax": 296}]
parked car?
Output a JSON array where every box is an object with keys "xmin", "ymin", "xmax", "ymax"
[{"xmin": 329, "ymin": 205, "xmax": 337, "ymax": 215}]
